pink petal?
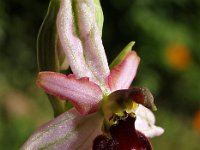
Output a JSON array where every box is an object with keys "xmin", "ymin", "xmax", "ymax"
[
  {"xmin": 76, "ymin": 1, "xmax": 110, "ymax": 83},
  {"xmin": 108, "ymin": 51, "xmax": 140, "ymax": 92},
  {"xmin": 21, "ymin": 108, "xmax": 103, "ymax": 150},
  {"xmin": 37, "ymin": 71, "xmax": 102, "ymax": 115},
  {"xmin": 56, "ymin": 0, "xmax": 92, "ymax": 79}
]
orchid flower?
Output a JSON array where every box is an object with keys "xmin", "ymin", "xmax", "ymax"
[{"xmin": 21, "ymin": 0, "xmax": 164, "ymax": 149}]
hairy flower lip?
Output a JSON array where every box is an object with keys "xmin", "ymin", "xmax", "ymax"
[
  {"xmin": 93, "ymin": 114, "xmax": 152, "ymax": 150},
  {"xmin": 110, "ymin": 115, "xmax": 152, "ymax": 150},
  {"xmin": 92, "ymin": 135, "xmax": 119, "ymax": 150}
]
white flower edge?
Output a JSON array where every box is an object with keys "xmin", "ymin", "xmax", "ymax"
[{"xmin": 135, "ymin": 105, "xmax": 164, "ymax": 138}]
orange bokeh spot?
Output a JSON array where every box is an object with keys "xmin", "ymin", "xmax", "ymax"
[
  {"xmin": 193, "ymin": 110, "xmax": 200, "ymax": 134},
  {"xmin": 165, "ymin": 44, "xmax": 191, "ymax": 70}
]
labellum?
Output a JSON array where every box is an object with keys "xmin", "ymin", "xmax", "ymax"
[{"xmin": 93, "ymin": 114, "xmax": 152, "ymax": 150}]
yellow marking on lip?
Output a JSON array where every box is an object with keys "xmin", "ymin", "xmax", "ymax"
[{"xmin": 126, "ymin": 101, "xmax": 139, "ymax": 114}]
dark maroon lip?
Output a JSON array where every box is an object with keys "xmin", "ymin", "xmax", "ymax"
[{"xmin": 93, "ymin": 115, "xmax": 152, "ymax": 150}]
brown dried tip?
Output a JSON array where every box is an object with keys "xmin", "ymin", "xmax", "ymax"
[{"xmin": 129, "ymin": 87, "xmax": 157, "ymax": 111}]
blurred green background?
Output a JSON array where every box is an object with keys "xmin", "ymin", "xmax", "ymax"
[{"xmin": 0, "ymin": 0, "xmax": 200, "ymax": 149}]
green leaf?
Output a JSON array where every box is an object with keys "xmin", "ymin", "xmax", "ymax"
[{"xmin": 47, "ymin": 95, "xmax": 65, "ymax": 117}]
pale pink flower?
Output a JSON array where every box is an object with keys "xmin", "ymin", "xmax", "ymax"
[{"xmin": 21, "ymin": 0, "xmax": 163, "ymax": 149}]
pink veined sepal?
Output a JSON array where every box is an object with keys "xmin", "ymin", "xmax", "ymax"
[
  {"xmin": 37, "ymin": 71, "xmax": 103, "ymax": 115},
  {"xmin": 21, "ymin": 108, "xmax": 103, "ymax": 150},
  {"xmin": 56, "ymin": 0, "xmax": 109, "ymax": 86}
]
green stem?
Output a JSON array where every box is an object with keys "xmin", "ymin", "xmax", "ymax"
[{"xmin": 47, "ymin": 95, "xmax": 65, "ymax": 117}]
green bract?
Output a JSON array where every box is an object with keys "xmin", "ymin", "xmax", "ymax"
[
  {"xmin": 37, "ymin": 0, "xmax": 60, "ymax": 72},
  {"xmin": 37, "ymin": 0, "xmax": 66, "ymax": 117},
  {"xmin": 110, "ymin": 41, "xmax": 135, "ymax": 69}
]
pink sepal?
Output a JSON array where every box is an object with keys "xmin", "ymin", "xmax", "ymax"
[
  {"xmin": 37, "ymin": 71, "xmax": 103, "ymax": 115},
  {"xmin": 21, "ymin": 108, "xmax": 102, "ymax": 150}
]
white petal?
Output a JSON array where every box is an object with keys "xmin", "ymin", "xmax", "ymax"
[{"xmin": 135, "ymin": 105, "xmax": 164, "ymax": 138}]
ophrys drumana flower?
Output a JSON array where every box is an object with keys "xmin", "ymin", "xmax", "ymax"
[{"xmin": 21, "ymin": 0, "xmax": 164, "ymax": 149}]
